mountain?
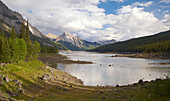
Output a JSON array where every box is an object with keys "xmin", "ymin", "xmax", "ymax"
[
  {"xmin": 89, "ymin": 30, "xmax": 170, "ymax": 53},
  {"xmin": 0, "ymin": 1, "xmax": 67, "ymax": 50},
  {"xmin": 98, "ymin": 39, "xmax": 116, "ymax": 45},
  {"xmin": 46, "ymin": 32, "xmax": 101, "ymax": 51}
]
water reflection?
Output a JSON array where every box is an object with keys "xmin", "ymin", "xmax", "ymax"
[{"xmin": 58, "ymin": 51, "xmax": 170, "ymax": 86}]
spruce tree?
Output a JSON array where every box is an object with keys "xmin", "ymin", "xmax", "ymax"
[
  {"xmin": 20, "ymin": 23, "xmax": 26, "ymax": 40},
  {"xmin": 11, "ymin": 26, "xmax": 16, "ymax": 40},
  {"xmin": 18, "ymin": 39, "xmax": 27, "ymax": 61},
  {"xmin": 26, "ymin": 20, "xmax": 30, "ymax": 43},
  {"xmin": 0, "ymin": 30, "xmax": 11, "ymax": 63}
]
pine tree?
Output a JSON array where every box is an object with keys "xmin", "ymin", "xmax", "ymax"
[
  {"xmin": 26, "ymin": 20, "xmax": 30, "ymax": 43},
  {"xmin": 11, "ymin": 38, "xmax": 27, "ymax": 62},
  {"xmin": 20, "ymin": 23, "xmax": 26, "ymax": 39},
  {"xmin": 18, "ymin": 39, "xmax": 27, "ymax": 61},
  {"xmin": 11, "ymin": 26, "xmax": 16, "ymax": 40},
  {"xmin": 0, "ymin": 30, "xmax": 11, "ymax": 63},
  {"xmin": 32, "ymin": 41, "xmax": 40, "ymax": 59},
  {"xmin": 11, "ymin": 38, "xmax": 20, "ymax": 62}
]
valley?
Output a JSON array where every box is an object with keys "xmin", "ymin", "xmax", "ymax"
[{"xmin": 0, "ymin": 0, "xmax": 170, "ymax": 101}]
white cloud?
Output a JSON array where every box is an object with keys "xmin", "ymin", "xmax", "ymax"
[
  {"xmin": 2, "ymin": 0, "xmax": 170, "ymax": 41},
  {"xmin": 132, "ymin": 1, "xmax": 154, "ymax": 7},
  {"xmin": 160, "ymin": 0, "xmax": 170, "ymax": 3},
  {"xmin": 110, "ymin": 0, "xmax": 124, "ymax": 2}
]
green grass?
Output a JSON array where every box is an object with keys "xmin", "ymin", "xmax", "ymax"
[{"xmin": 0, "ymin": 60, "xmax": 170, "ymax": 101}]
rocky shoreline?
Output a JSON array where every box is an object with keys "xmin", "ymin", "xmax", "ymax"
[
  {"xmin": 111, "ymin": 53, "xmax": 170, "ymax": 59},
  {"xmin": 38, "ymin": 53, "xmax": 93, "ymax": 68}
]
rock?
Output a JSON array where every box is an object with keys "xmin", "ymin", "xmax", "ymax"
[
  {"xmin": 56, "ymin": 86, "xmax": 62, "ymax": 90},
  {"xmin": 63, "ymin": 88, "xmax": 68, "ymax": 91},
  {"xmin": 116, "ymin": 84, "xmax": 119, "ymax": 87},
  {"xmin": 13, "ymin": 80, "xmax": 18, "ymax": 82},
  {"xmin": 0, "ymin": 74, "xmax": 3, "ymax": 78},
  {"xmin": 133, "ymin": 83, "xmax": 138, "ymax": 86},
  {"xmin": 8, "ymin": 98, "xmax": 15, "ymax": 101},
  {"xmin": 100, "ymin": 91, "xmax": 104, "ymax": 94},
  {"xmin": 49, "ymin": 69, "xmax": 55, "ymax": 74},
  {"xmin": 12, "ymin": 93, "xmax": 19, "ymax": 97},
  {"xmin": 0, "ymin": 78, "xmax": 3, "ymax": 86},
  {"xmin": 17, "ymin": 87, "xmax": 23, "ymax": 93},
  {"xmin": 102, "ymin": 96, "xmax": 106, "ymax": 99},
  {"xmin": 39, "ymin": 74, "xmax": 50, "ymax": 81},
  {"xmin": 4, "ymin": 77, "xmax": 9, "ymax": 82},
  {"xmin": 144, "ymin": 81, "xmax": 148, "ymax": 83},
  {"xmin": 138, "ymin": 79, "xmax": 144, "ymax": 85},
  {"xmin": 155, "ymin": 78, "xmax": 161, "ymax": 81},
  {"xmin": 151, "ymin": 80, "xmax": 154, "ymax": 83},
  {"xmin": 15, "ymin": 81, "xmax": 22, "ymax": 87},
  {"xmin": 6, "ymin": 90, "xmax": 13, "ymax": 96},
  {"xmin": 122, "ymin": 95, "xmax": 128, "ymax": 99}
]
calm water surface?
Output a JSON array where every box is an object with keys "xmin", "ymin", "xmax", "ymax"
[{"xmin": 58, "ymin": 51, "xmax": 170, "ymax": 86}]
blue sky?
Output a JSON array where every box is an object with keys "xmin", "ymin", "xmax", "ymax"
[
  {"xmin": 2, "ymin": 0, "xmax": 170, "ymax": 41},
  {"xmin": 98, "ymin": 0, "xmax": 169, "ymax": 19}
]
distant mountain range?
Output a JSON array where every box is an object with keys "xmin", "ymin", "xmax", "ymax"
[
  {"xmin": 98, "ymin": 39, "xmax": 116, "ymax": 45},
  {"xmin": 90, "ymin": 30, "xmax": 170, "ymax": 53},
  {"xmin": 46, "ymin": 32, "xmax": 102, "ymax": 51},
  {"xmin": 0, "ymin": 1, "xmax": 117, "ymax": 51},
  {"xmin": 0, "ymin": 1, "xmax": 67, "ymax": 50}
]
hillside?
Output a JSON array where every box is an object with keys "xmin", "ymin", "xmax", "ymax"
[
  {"xmin": 0, "ymin": 1, "xmax": 67, "ymax": 50},
  {"xmin": 89, "ymin": 30, "xmax": 170, "ymax": 53}
]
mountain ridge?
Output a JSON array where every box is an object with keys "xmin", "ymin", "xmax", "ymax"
[
  {"xmin": 89, "ymin": 30, "xmax": 170, "ymax": 53},
  {"xmin": 46, "ymin": 32, "xmax": 101, "ymax": 51},
  {"xmin": 0, "ymin": 1, "xmax": 67, "ymax": 50}
]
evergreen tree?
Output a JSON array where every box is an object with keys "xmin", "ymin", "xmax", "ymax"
[
  {"xmin": 26, "ymin": 20, "xmax": 30, "ymax": 43},
  {"xmin": 32, "ymin": 41, "xmax": 40, "ymax": 59},
  {"xmin": 0, "ymin": 30, "xmax": 11, "ymax": 63},
  {"xmin": 11, "ymin": 38, "xmax": 27, "ymax": 62},
  {"xmin": 20, "ymin": 23, "xmax": 26, "ymax": 40},
  {"xmin": 18, "ymin": 39, "xmax": 27, "ymax": 61},
  {"xmin": 11, "ymin": 38, "xmax": 19, "ymax": 62},
  {"xmin": 11, "ymin": 26, "xmax": 16, "ymax": 40}
]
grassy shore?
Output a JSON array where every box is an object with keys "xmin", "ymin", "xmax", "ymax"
[
  {"xmin": 0, "ymin": 54, "xmax": 170, "ymax": 101},
  {"xmin": 111, "ymin": 53, "xmax": 170, "ymax": 59},
  {"xmin": 38, "ymin": 53, "xmax": 93, "ymax": 68}
]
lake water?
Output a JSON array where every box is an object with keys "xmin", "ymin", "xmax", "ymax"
[{"xmin": 58, "ymin": 51, "xmax": 170, "ymax": 86}]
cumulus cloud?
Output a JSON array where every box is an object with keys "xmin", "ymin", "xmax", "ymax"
[
  {"xmin": 2, "ymin": 0, "xmax": 170, "ymax": 41},
  {"xmin": 160, "ymin": 0, "xmax": 170, "ymax": 3},
  {"xmin": 110, "ymin": 0, "xmax": 124, "ymax": 2},
  {"xmin": 132, "ymin": 1, "xmax": 154, "ymax": 7}
]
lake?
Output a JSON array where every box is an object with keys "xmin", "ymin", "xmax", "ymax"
[{"xmin": 58, "ymin": 51, "xmax": 170, "ymax": 86}]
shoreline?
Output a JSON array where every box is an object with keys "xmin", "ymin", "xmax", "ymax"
[
  {"xmin": 0, "ymin": 59, "xmax": 170, "ymax": 100},
  {"xmin": 111, "ymin": 53, "xmax": 170, "ymax": 59},
  {"xmin": 38, "ymin": 53, "xmax": 93, "ymax": 68}
]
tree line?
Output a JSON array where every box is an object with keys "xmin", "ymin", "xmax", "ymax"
[
  {"xmin": 0, "ymin": 21, "xmax": 40, "ymax": 63},
  {"xmin": 0, "ymin": 21, "xmax": 58, "ymax": 63}
]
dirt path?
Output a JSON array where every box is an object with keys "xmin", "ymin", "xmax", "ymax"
[{"xmin": 29, "ymin": 85, "xmax": 54, "ymax": 101}]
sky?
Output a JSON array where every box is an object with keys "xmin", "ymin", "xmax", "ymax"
[{"xmin": 2, "ymin": 0, "xmax": 170, "ymax": 41}]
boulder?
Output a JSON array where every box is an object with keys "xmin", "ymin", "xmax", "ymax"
[
  {"xmin": 138, "ymin": 79, "xmax": 144, "ymax": 85},
  {"xmin": 49, "ymin": 69, "xmax": 55, "ymax": 74},
  {"xmin": 17, "ymin": 87, "xmax": 24, "ymax": 93},
  {"xmin": 39, "ymin": 74, "xmax": 50, "ymax": 81},
  {"xmin": 0, "ymin": 74, "xmax": 3, "ymax": 78},
  {"xmin": 0, "ymin": 78, "xmax": 3, "ymax": 86},
  {"xmin": 116, "ymin": 84, "xmax": 119, "ymax": 87},
  {"xmin": 4, "ymin": 77, "xmax": 9, "ymax": 82}
]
